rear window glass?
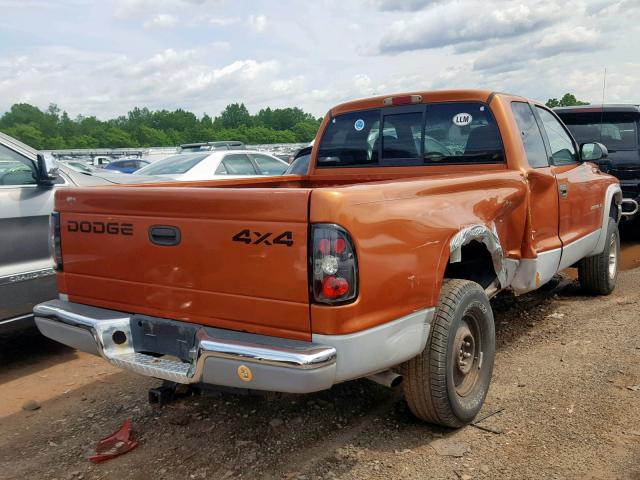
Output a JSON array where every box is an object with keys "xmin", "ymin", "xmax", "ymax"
[
  {"xmin": 382, "ymin": 112, "xmax": 423, "ymax": 162},
  {"xmin": 557, "ymin": 112, "xmax": 639, "ymax": 151},
  {"xmin": 135, "ymin": 153, "xmax": 208, "ymax": 175},
  {"xmin": 317, "ymin": 102, "xmax": 504, "ymax": 168}
]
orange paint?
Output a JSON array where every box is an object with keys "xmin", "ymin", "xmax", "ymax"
[{"xmin": 54, "ymin": 90, "xmax": 618, "ymax": 339}]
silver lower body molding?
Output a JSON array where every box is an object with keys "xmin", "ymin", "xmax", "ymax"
[{"xmin": 34, "ymin": 300, "xmax": 434, "ymax": 393}]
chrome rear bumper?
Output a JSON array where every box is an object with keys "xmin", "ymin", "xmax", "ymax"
[
  {"xmin": 34, "ymin": 299, "xmax": 434, "ymax": 394},
  {"xmin": 34, "ymin": 300, "xmax": 337, "ymax": 393}
]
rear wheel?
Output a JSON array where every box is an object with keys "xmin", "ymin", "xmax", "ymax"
[
  {"xmin": 578, "ymin": 218, "xmax": 619, "ymax": 295},
  {"xmin": 401, "ymin": 279, "xmax": 495, "ymax": 428}
]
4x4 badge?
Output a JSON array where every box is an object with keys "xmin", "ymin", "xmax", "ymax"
[{"xmin": 232, "ymin": 229, "xmax": 293, "ymax": 247}]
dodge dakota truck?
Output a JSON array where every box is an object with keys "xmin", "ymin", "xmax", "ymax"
[{"xmin": 34, "ymin": 90, "xmax": 621, "ymax": 427}]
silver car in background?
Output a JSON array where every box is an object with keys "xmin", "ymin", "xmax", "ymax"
[
  {"xmin": 0, "ymin": 133, "xmax": 62, "ymax": 333},
  {"xmin": 134, "ymin": 150, "xmax": 288, "ymax": 181}
]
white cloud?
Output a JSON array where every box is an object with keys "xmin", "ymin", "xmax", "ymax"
[
  {"xmin": 270, "ymin": 76, "xmax": 305, "ymax": 95},
  {"xmin": 143, "ymin": 13, "xmax": 178, "ymax": 29},
  {"xmin": 353, "ymin": 74, "xmax": 375, "ymax": 95},
  {"xmin": 537, "ymin": 26, "xmax": 601, "ymax": 54},
  {"xmin": 247, "ymin": 14, "xmax": 267, "ymax": 33},
  {"xmin": 114, "ymin": 0, "xmax": 216, "ymax": 19},
  {"xmin": 0, "ymin": 46, "xmax": 288, "ymax": 117},
  {"xmin": 363, "ymin": 0, "xmax": 434, "ymax": 11},
  {"xmin": 379, "ymin": 1, "xmax": 560, "ymax": 53},
  {"xmin": 471, "ymin": 21, "xmax": 605, "ymax": 75},
  {"xmin": 206, "ymin": 16, "xmax": 240, "ymax": 26}
]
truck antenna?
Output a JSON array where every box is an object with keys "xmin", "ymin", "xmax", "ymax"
[{"xmin": 599, "ymin": 67, "xmax": 607, "ymax": 142}]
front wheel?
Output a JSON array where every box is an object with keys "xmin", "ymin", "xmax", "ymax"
[
  {"xmin": 401, "ymin": 279, "xmax": 495, "ymax": 428},
  {"xmin": 578, "ymin": 218, "xmax": 619, "ymax": 295}
]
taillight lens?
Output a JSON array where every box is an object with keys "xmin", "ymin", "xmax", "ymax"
[
  {"xmin": 49, "ymin": 212, "xmax": 63, "ymax": 271},
  {"xmin": 311, "ymin": 224, "xmax": 357, "ymax": 304}
]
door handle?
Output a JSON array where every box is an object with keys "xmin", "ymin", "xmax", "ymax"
[
  {"xmin": 149, "ymin": 225, "xmax": 181, "ymax": 246},
  {"xmin": 559, "ymin": 184, "xmax": 568, "ymax": 198}
]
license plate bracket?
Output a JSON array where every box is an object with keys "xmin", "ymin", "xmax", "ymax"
[{"xmin": 129, "ymin": 315, "xmax": 199, "ymax": 362}]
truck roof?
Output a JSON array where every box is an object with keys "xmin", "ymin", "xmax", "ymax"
[
  {"xmin": 329, "ymin": 89, "xmax": 529, "ymax": 115},
  {"xmin": 554, "ymin": 104, "xmax": 640, "ymax": 114}
]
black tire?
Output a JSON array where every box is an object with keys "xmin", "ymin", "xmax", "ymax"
[
  {"xmin": 578, "ymin": 218, "xmax": 619, "ymax": 295},
  {"xmin": 401, "ymin": 279, "xmax": 495, "ymax": 428}
]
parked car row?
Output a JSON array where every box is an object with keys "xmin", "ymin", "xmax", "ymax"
[
  {"xmin": 134, "ymin": 150, "xmax": 288, "ymax": 180},
  {"xmin": 103, "ymin": 158, "xmax": 150, "ymax": 173}
]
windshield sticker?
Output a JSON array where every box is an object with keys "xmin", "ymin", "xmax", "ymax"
[
  {"xmin": 453, "ymin": 113, "xmax": 473, "ymax": 127},
  {"xmin": 354, "ymin": 119, "xmax": 365, "ymax": 131}
]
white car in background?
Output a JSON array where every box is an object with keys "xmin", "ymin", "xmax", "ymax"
[{"xmin": 134, "ymin": 150, "xmax": 288, "ymax": 181}]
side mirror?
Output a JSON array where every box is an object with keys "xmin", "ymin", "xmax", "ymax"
[
  {"xmin": 580, "ymin": 142, "xmax": 608, "ymax": 162},
  {"xmin": 36, "ymin": 153, "xmax": 59, "ymax": 186},
  {"xmin": 580, "ymin": 142, "xmax": 611, "ymax": 172}
]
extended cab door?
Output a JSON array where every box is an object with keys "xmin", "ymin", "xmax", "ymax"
[
  {"xmin": 511, "ymin": 102, "xmax": 561, "ymax": 255},
  {"xmin": 534, "ymin": 106, "xmax": 604, "ymax": 269}
]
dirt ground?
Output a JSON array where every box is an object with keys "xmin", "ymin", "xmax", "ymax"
[{"xmin": 1, "ymin": 229, "xmax": 639, "ymax": 480}]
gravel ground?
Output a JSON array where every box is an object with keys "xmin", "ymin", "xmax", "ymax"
[{"xmin": 0, "ymin": 241, "xmax": 639, "ymax": 479}]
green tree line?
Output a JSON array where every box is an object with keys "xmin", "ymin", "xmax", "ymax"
[
  {"xmin": 0, "ymin": 102, "xmax": 322, "ymax": 150},
  {"xmin": 545, "ymin": 93, "xmax": 589, "ymax": 108},
  {"xmin": 0, "ymin": 93, "xmax": 589, "ymax": 151}
]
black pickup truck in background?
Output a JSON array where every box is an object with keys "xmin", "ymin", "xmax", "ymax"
[{"xmin": 555, "ymin": 104, "xmax": 640, "ymax": 220}]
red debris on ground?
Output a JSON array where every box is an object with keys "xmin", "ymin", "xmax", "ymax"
[{"xmin": 88, "ymin": 419, "xmax": 138, "ymax": 463}]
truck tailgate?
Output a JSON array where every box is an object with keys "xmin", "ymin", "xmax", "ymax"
[{"xmin": 56, "ymin": 186, "xmax": 312, "ymax": 340}]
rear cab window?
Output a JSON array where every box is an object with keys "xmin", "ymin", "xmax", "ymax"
[{"xmin": 317, "ymin": 102, "xmax": 504, "ymax": 168}]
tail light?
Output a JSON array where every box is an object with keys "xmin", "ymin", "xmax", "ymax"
[
  {"xmin": 310, "ymin": 224, "xmax": 358, "ymax": 304},
  {"xmin": 49, "ymin": 212, "xmax": 63, "ymax": 271}
]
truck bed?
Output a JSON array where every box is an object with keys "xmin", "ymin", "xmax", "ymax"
[{"xmin": 55, "ymin": 167, "xmax": 523, "ymax": 341}]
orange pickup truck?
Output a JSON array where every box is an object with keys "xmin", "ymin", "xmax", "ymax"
[{"xmin": 35, "ymin": 90, "xmax": 621, "ymax": 427}]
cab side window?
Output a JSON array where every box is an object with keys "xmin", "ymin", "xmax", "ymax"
[
  {"xmin": 535, "ymin": 107, "xmax": 577, "ymax": 165},
  {"xmin": 511, "ymin": 102, "xmax": 549, "ymax": 168},
  {"xmin": 0, "ymin": 144, "xmax": 37, "ymax": 186}
]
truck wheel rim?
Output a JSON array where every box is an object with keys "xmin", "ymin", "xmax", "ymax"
[
  {"xmin": 453, "ymin": 315, "xmax": 481, "ymax": 397},
  {"xmin": 608, "ymin": 233, "xmax": 617, "ymax": 280}
]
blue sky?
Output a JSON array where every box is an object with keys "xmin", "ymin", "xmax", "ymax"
[{"xmin": 0, "ymin": 0, "xmax": 639, "ymax": 119}]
